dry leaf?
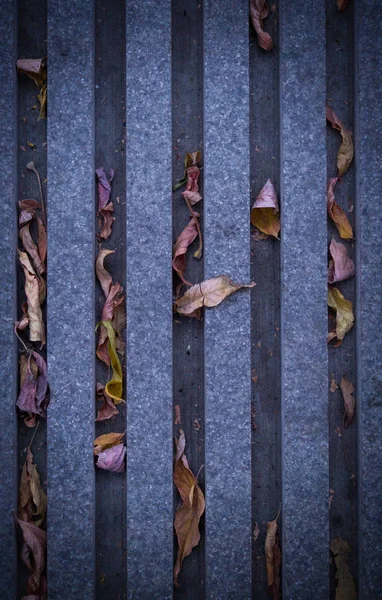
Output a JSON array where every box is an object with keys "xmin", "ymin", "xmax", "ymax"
[
  {"xmin": 172, "ymin": 215, "xmax": 200, "ymax": 285},
  {"xmin": 185, "ymin": 151, "xmax": 201, "ymax": 168},
  {"xmin": 265, "ymin": 511, "xmax": 281, "ymax": 600},
  {"xmin": 17, "ymin": 58, "xmax": 47, "ymax": 119},
  {"xmin": 250, "ymin": 0, "xmax": 274, "ymax": 51},
  {"xmin": 16, "ymin": 518, "xmax": 47, "ymax": 595},
  {"xmin": 19, "ymin": 199, "xmax": 41, "ymax": 226},
  {"xmin": 328, "ymin": 286, "xmax": 354, "ymax": 343},
  {"xmin": 94, "ymin": 431, "xmax": 125, "ymax": 455},
  {"xmin": 326, "ymin": 106, "xmax": 354, "ymax": 177},
  {"xmin": 96, "ymin": 250, "xmax": 125, "ymax": 364},
  {"xmin": 96, "ymin": 444, "xmax": 126, "ymax": 472},
  {"xmin": 18, "ymin": 250, "xmax": 45, "ymax": 345},
  {"xmin": 327, "ymin": 178, "xmax": 353, "ymax": 240},
  {"xmin": 15, "ymin": 301, "xmax": 29, "ymax": 332},
  {"xmin": 37, "ymin": 218, "xmax": 47, "ymax": 267},
  {"xmin": 16, "ymin": 352, "xmax": 48, "ymax": 423},
  {"xmin": 253, "ymin": 522, "xmax": 260, "ymax": 541},
  {"xmin": 175, "ymin": 276, "xmax": 255, "ymax": 317},
  {"xmin": 330, "ymin": 537, "xmax": 357, "ymax": 600},
  {"xmin": 337, "ymin": 0, "xmax": 349, "ymax": 10},
  {"xmin": 174, "ymin": 430, "xmax": 205, "ymax": 587},
  {"xmin": 339, "ymin": 377, "xmax": 355, "ymax": 427},
  {"xmin": 18, "ymin": 448, "xmax": 47, "ymax": 528},
  {"xmin": 328, "ymin": 237, "xmax": 355, "ymax": 283},
  {"xmin": 182, "ymin": 165, "xmax": 202, "ymax": 207},
  {"xmin": 19, "ymin": 223, "xmax": 45, "ymax": 275},
  {"xmin": 96, "ymin": 321, "xmax": 123, "ymax": 403},
  {"xmin": 96, "ymin": 167, "xmax": 115, "ymax": 240},
  {"xmin": 330, "ymin": 378, "xmax": 338, "ymax": 393},
  {"xmin": 175, "ymin": 404, "xmax": 181, "ymax": 425},
  {"xmin": 250, "ymin": 179, "xmax": 280, "ymax": 238},
  {"xmin": 95, "ymin": 382, "xmax": 119, "ymax": 421}
]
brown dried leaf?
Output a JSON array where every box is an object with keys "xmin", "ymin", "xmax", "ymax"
[
  {"xmin": 328, "ymin": 237, "xmax": 355, "ymax": 284},
  {"xmin": 96, "ymin": 444, "xmax": 126, "ymax": 472},
  {"xmin": 172, "ymin": 216, "xmax": 200, "ymax": 285},
  {"xmin": 96, "ymin": 249, "xmax": 114, "ymax": 297},
  {"xmin": 250, "ymin": 179, "xmax": 280, "ymax": 238},
  {"xmin": 16, "ymin": 352, "xmax": 49, "ymax": 423},
  {"xmin": 337, "ymin": 0, "xmax": 349, "ymax": 10},
  {"xmin": 18, "ymin": 448, "xmax": 47, "ymax": 528},
  {"xmin": 330, "ymin": 377, "xmax": 338, "ymax": 393},
  {"xmin": 326, "ymin": 106, "xmax": 354, "ymax": 177},
  {"xmin": 19, "ymin": 223, "xmax": 45, "ymax": 275},
  {"xmin": 95, "ymin": 382, "xmax": 119, "ymax": 421},
  {"xmin": 174, "ymin": 276, "xmax": 255, "ymax": 317},
  {"xmin": 96, "ymin": 167, "xmax": 115, "ymax": 240},
  {"xmin": 18, "ymin": 250, "xmax": 45, "ymax": 345},
  {"xmin": 37, "ymin": 218, "xmax": 47, "ymax": 267},
  {"xmin": 16, "ymin": 518, "xmax": 46, "ymax": 594},
  {"xmin": 182, "ymin": 165, "xmax": 202, "ymax": 207},
  {"xmin": 250, "ymin": 0, "xmax": 274, "ymax": 51},
  {"xmin": 339, "ymin": 377, "xmax": 355, "ymax": 427},
  {"xmin": 174, "ymin": 430, "xmax": 205, "ymax": 587},
  {"xmin": 185, "ymin": 151, "xmax": 201, "ymax": 168},
  {"xmin": 253, "ymin": 522, "xmax": 260, "ymax": 542},
  {"xmin": 330, "ymin": 537, "xmax": 357, "ymax": 600},
  {"xmin": 18, "ymin": 199, "xmax": 41, "ymax": 226},
  {"xmin": 327, "ymin": 178, "xmax": 353, "ymax": 240},
  {"xmin": 17, "ymin": 58, "xmax": 47, "ymax": 119},
  {"xmin": 174, "ymin": 404, "xmax": 181, "ymax": 425},
  {"xmin": 328, "ymin": 286, "xmax": 354, "ymax": 343},
  {"xmin": 94, "ymin": 431, "xmax": 125, "ymax": 455},
  {"xmin": 265, "ymin": 511, "xmax": 281, "ymax": 600}
]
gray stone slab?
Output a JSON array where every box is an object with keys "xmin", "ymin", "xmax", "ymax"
[
  {"xmin": 0, "ymin": 2, "xmax": 17, "ymax": 597},
  {"xmin": 280, "ymin": 1, "xmax": 328, "ymax": 598},
  {"xmin": 47, "ymin": 2, "xmax": 95, "ymax": 598},
  {"xmin": 125, "ymin": 2, "xmax": 173, "ymax": 598},
  {"xmin": 355, "ymin": 2, "xmax": 382, "ymax": 597},
  {"xmin": 204, "ymin": 2, "xmax": 252, "ymax": 597}
]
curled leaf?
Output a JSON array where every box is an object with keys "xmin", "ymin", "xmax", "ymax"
[
  {"xmin": 265, "ymin": 511, "xmax": 281, "ymax": 600},
  {"xmin": 328, "ymin": 237, "xmax": 355, "ymax": 284},
  {"xmin": 327, "ymin": 178, "xmax": 353, "ymax": 239},
  {"xmin": 174, "ymin": 430, "xmax": 205, "ymax": 587},
  {"xmin": 96, "ymin": 167, "xmax": 115, "ymax": 240},
  {"xmin": 18, "ymin": 448, "xmax": 47, "ymax": 528},
  {"xmin": 16, "ymin": 518, "xmax": 46, "ymax": 595},
  {"xmin": 19, "ymin": 223, "xmax": 45, "ymax": 275},
  {"xmin": 250, "ymin": 0, "xmax": 274, "ymax": 51},
  {"xmin": 96, "ymin": 249, "xmax": 114, "ymax": 297},
  {"xmin": 16, "ymin": 352, "xmax": 49, "ymax": 422},
  {"xmin": 326, "ymin": 106, "xmax": 354, "ymax": 177},
  {"xmin": 96, "ymin": 443, "xmax": 126, "ymax": 472},
  {"xmin": 182, "ymin": 165, "xmax": 202, "ymax": 207},
  {"xmin": 339, "ymin": 377, "xmax": 355, "ymax": 427},
  {"xmin": 17, "ymin": 58, "xmax": 47, "ymax": 119},
  {"xmin": 174, "ymin": 276, "xmax": 255, "ymax": 317},
  {"xmin": 328, "ymin": 286, "xmax": 354, "ymax": 343},
  {"xmin": 250, "ymin": 179, "xmax": 280, "ymax": 238},
  {"xmin": 18, "ymin": 250, "xmax": 45, "ymax": 345},
  {"xmin": 18, "ymin": 199, "xmax": 41, "ymax": 226},
  {"xmin": 172, "ymin": 215, "xmax": 200, "ymax": 285},
  {"xmin": 330, "ymin": 537, "xmax": 357, "ymax": 600},
  {"xmin": 95, "ymin": 382, "xmax": 119, "ymax": 421},
  {"xmin": 96, "ymin": 321, "xmax": 123, "ymax": 403},
  {"xmin": 94, "ymin": 431, "xmax": 125, "ymax": 455}
]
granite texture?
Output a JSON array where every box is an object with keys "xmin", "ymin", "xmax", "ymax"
[
  {"xmin": 204, "ymin": 2, "xmax": 252, "ymax": 598},
  {"xmin": 47, "ymin": 3, "xmax": 95, "ymax": 598},
  {"xmin": 355, "ymin": 2, "xmax": 382, "ymax": 597},
  {"xmin": 126, "ymin": 2, "xmax": 173, "ymax": 598},
  {"xmin": 0, "ymin": 3, "xmax": 18, "ymax": 598},
  {"xmin": 280, "ymin": 1, "xmax": 329, "ymax": 598}
]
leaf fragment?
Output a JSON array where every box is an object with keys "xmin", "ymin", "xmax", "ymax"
[
  {"xmin": 265, "ymin": 511, "xmax": 281, "ymax": 599},
  {"xmin": 326, "ymin": 106, "xmax": 354, "ymax": 177},
  {"xmin": 251, "ymin": 179, "xmax": 280, "ymax": 238},
  {"xmin": 19, "ymin": 223, "xmax": 45, "ymax": 275},
  {"xmin": 174, "ymin": 276, "xmax": 255, "ymax": 317},
  {"xmin": 95, "ymin": 382, "xmax": 119, "ymax": 421},
  {"xmin": 339, "ymin": 377, "xmax": 355, "ymax": 427},
  {"xmin": 17, "ymin": 58, "xmax": 47, "ymax": 119},
  {"xmin": 18, "ymin": 448, "xmax": 47, "ymax": 528},
  {"xmin": 250, "ymin": 0, "xmax": 274, "ymax": 51},
  {"xmin": 328, "ymin": 237, "xmax": 355, "ymax": 284},
  {"xmin": 330, "ymin": 537, "xmax": 357, "ymax": 600},
  {"xmin": 172, "ymin": 215, "xmax": 200, "ymax": 285},
  {"xmin": 173, "ymin": 430, "xmax": 205, "ymax": 587},
  {"xmin": 16, "ymin": 518, "xmax": 47, "ymax": 595},
  {"xmin": 18, "ymin": 250, "xmax": 45, "ymax": 345},
  {"xmin": 337, "ymin": 0, "xmax": 349, "ymax": 10},
  {"xmin": 96, "ymin": 444, "xmax": 126, "ymax": 472},
  {"xmin": 96, "ymin": 321, "xmax": 123, "ymax": 403},
  {"xmin": 327, "ymin": 178, "xmax": 353, "ymax": 240},
  {"xmin": 96, "ymin": 167, "xmax": 115, "ymax": 240},
  {"xmin": 328, "ymin": 286, "xmax": 354, "ymax": 343}
]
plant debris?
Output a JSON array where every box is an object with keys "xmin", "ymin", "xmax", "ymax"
[
  {"xmin": 327, "ymin": 178, "xmax": 353, "ymax": 240},
  {"xmin": 250, "ymin": 0, "xmax": 274, "ymax": 51},
  {"xmin": 96, "ymin": 167, "xmax": 115, "ymax": 240},
  {"xmin": 328, "ymin": 286, "xmax": 354, "ymax": 344},
  {"xmin": 326, "ymin": 106, "xmax": 354, "ymax": 177},
  {"xmin": 17, "ymin": 58, "xmax": 47, "ymax": 119},
  {"xmin": 339, "ymin": 377, "xmax": 355, "ymax": 427},
  {"xmin": 328, "ymin": 237, "xmax": 355, "ymax": 283},
  {"xmin": 330, "ymin": 537, "xmax": 357, "ymax": 600},
  {"xmin": 250, "ymin": 179, "xmax": 280, "ymax": 238},
  {"xmin": 265, "ymin": 508, "xmax": 281, "ymax": 600}
]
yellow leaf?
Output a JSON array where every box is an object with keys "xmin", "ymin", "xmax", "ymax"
[
  {"xmin": 94, "ymin": 432, "xmax": 125, "ymax": 455},
  {"xmin": 328, "ymin": 287, "xmax": 354, "ymax": 342},
  {"xmin": 96, "ymin": 321, "xmax": 123, "ymax": 403},
  {"xmin": 250, "ymin": 179, "xmax": 280, "ymax": 238}
]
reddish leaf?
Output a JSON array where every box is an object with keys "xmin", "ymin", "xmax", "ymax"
[
  {"xmin": 16, "ymin": 352, "xmax": 48, "ymax": 421},
  {"xmin": 95, "ymin": 382, "xmax": 119, "ymax": 421},
  {"xmin": 340, "ymin": 377, "xmax": 355, "ymax": 427},
  {"xmin": 182, "ymin": 165, "xmax": 202, "ymax": 207},
  {"xmin": 96, "ymin": 444, "xmax": 126, "ymax": 472},
  {"xmin": 327, "ymin": 178, "xmax": 353, "ymax": 240},
  {"xmin": 265, "ymin": 511, "xmax": 281, "ymax": 600},
  {"xmin": 328, "ymin": 237, "xmax": 355, "ymax": 283},
  {"xmin": 16, "ymin": 518, "xmax": 46, "ymax": 594},
  {"xmin": 172, "ymin": 215, "xmax": 200, "ymax": 285},
  {"xmin": 250, "ymin": 0, "xmax": 274, "ymax": 51},
  {"xmin": 96, "ymin": 167, "xmax": 115, "ymax": 240},
  {"xmin": 250, "ymin": 179, "xmax": 280, "ymax": 238},
  {"xmin": 18, "ymin": 199, "xmax": 41, "ymax": 226}
]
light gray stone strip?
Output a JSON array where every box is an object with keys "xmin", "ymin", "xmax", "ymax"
[
  {"xmin": 279, "ymin": 1, "xmax": 328, "ymax": 598},
  {"xmin": 125, "ymin": 2, "xmax": 173, "ymax": 598},
  {"xmin": 0, "ymin": 1, "xmax": 18, "ymax": 596},
  {"xmin": 355, "ymin": 2, "xmax": 382, "ymax": 598},
  {"xmin": 47, "ymin": 2, "xmax": 95, "ymax": 597},
  {"xmin": 203, "ymin": 2, "xmax": 251, "ymax": 597}
]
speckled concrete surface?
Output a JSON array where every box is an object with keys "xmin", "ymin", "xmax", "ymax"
[
  {"xmin": 0, "ymin": 3, "xmax": 18, "ymax": 597},
  {"xmin": 47, "ymin": 3, "xmax": 95, "ymax": 598},
  {"xmin": 204, "ymin": 2, "xmax": 252, "ymax": 598},
  {"xmin": 125, "ymin": 2, "xmax": 173, "ymax": 599},
  {"xmin": 280, "ymin": 1, "xmax": 329, "ymax": 598},
  {"xmin": 355, "ymin": 1, "xmax": 382, "ymax": 597}
]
